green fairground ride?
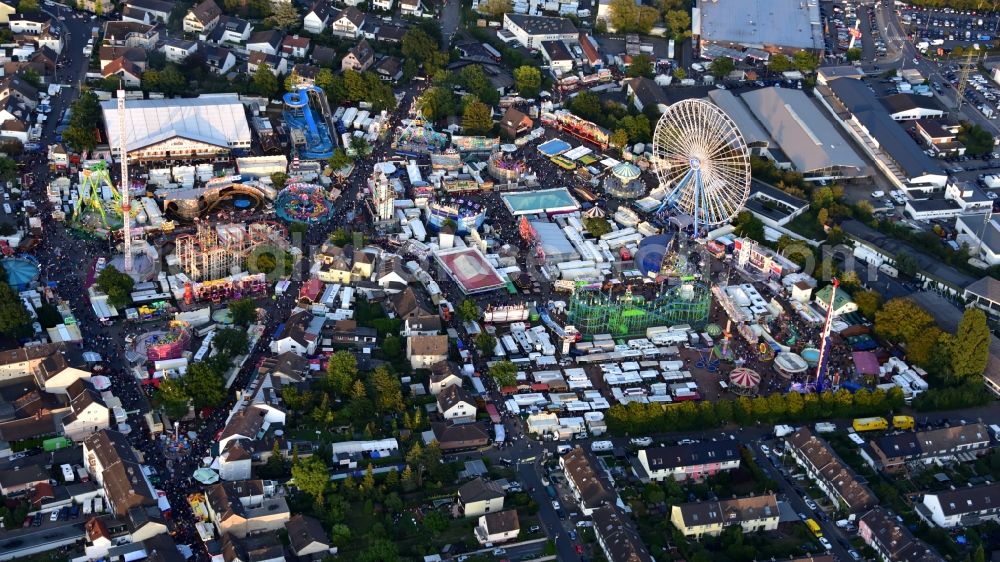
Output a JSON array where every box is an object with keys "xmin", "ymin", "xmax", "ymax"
[{"xmin": 566, "ymin": 284, "xmax": 711, "ymax": 338}]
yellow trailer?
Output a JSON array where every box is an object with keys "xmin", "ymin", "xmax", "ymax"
[
  {"xmin": 893, "ymin": 415, "xmax": 915, "ymax": 430},
  {"xmin": 852, "ymin": 417, "xmax": 889, "ymax": 432}
]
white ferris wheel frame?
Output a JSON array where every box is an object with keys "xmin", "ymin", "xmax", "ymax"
[{"xmin": 651, "ymin": 99, "xmax": 751, "ymax": 235}]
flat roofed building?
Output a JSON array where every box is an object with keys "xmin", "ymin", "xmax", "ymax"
[
  {"xmin": 502, "ymin": 13, "xmax": 578, "ymax": 49},
  {"xmin": 706, "ymin": 89, "xmax": 770, "ymax": 152},
  {"xmin": 101, "ymin": 94, "xmax": 251, "ymax": 163},
  {"xmin": 739, "ymin": 87, "xmax": 867, "ymax": 181},
  {"xmin": 693, "ymin": 0, "xmax": 824, "ymax": 54}
]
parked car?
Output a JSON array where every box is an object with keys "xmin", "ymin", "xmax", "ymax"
[
  {"xmin": 805, "ymin": 499, "xmax": 819, "ymax": 511},
  {"xmin": 819, "ymin": 537, "xmax": 833, "ymax": 550}
]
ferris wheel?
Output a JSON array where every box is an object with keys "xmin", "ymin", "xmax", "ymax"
[{"xmin": 651, "ymin": 99, "xmax": 751, "ymax": 236}]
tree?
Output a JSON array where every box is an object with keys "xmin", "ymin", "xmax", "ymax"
[
  {"xmin": 792, "ymin": 50, "xmax": 819, "ymax": 73},
  {"xmin": 709, "ymin": 57, "xmax": 735, "ymax": 79},
  {"xmin": 478, "ymin": 0, "xmax": 511, "ymax": 16},
  {"xmin": 951, "ymin": 308, "xmax": 990, "ymax": 379},
  {"xmin": 489, "ymin": 360, "xmax": 518, "ymax": 388},
  {"xmin": 271, "ymin": 172, "xmax": 289, "ymax": 190},
  {"xmin": 875, "ymin": 298, "xmax": 936, "ymax": 345},
  {"xmin": 895, "ymin": 253, "xmax": 918, "ymax": 277},
  {"xmin": 328, "ymin": 148, "xmax": 352, "ymax": 170},
  {"xmin": 584, "ymin": 217, "xmax": 612, "ymax": 237},
  {"xmin": 608, "ymin": 0, "xmax": 660, "ymax": 34},
  {"xmin": 143, "ymin": 65, "xmax": 187, "ymax": 96},
  {"xmin": 155, "ymin": 377, "xmax": 190, "ymax": 420},
  {"xmin": 626, "ymin": 55, "xmax": 654, "ymax": 79},
  {"xmin": 853, "ymin": 289, "xmax": 882, "ymax": 320},
  {"xmin": 733, "ymin": 211, "xmax": 764, "ymax": 241},
  {"xmin": 423, "ymin": 510, "xmax": 449, "ymax": 535},
  {"xmin": 621, "ymin": 114, "xmax": 651, "ymax": 142},
  {"xmin": 610, "ymin": 129, "xmax": 629, "ymax": 150},
  {"xmin": 267, "ymin": 1, "xmax": 300, "ymax": 30},
  {"xmin": 371, "ymin": 365, "xmax": 404, "ymax": 414},
  {"xmin": 213, "ymin": 327, "xmax": 249, "ymax": 358},
  {"xmin": 817, "ymin": 208, "xmax": 829, "ymax": 227},
  {"xmin": 958, "ymin": 123, "xmax": 995, "ymax": 156},
  {"xmin": 513, "ymin": 65, "xmax": 542, "ymax": 98},
  {"xmin": 228, "ymin": 296, "xmax": 257, "ymax": 326},
  {"xmin": 567, "ymin": 91, "xmax": 602, "ymax": 122},
  {"xmin": 382, "ymin": 334, "xmax": 402, "ymax": 359},
  {"xmin": 349, "ymin": 136, "xmax": 371, "ymax": 157},
  {"xmin": 359, "ymin": 539, "xmax": 399, "ymax": 562},
  {"xmin": 18, "ymin": 0, "xmax": 38, "ymax": 12},
  {"xmin": 95, "ymin": 265, "xmax": 135, "ymax": 308},
  {"xmin": 183, "ymin": 361, "xmax": 226, "ymax": 410},
  {"xmin": 767, "ymin": 54, "xmax": 792, "ymax": 73},
  {"xmin": 252, "ymin": 65, "xmax": 280, "ymax": 99},
  {"xmin": 672, "ymin": 67, "xmax": 686, "ymax": 80},
  {"xmin": 63, "ymin": 91, "xmax": 103, "ymax": 153},
  {"xmin": 458, "ymin": 299, "xmax": 480, "ymax": 321},
  {"xmin": 327, "ymin": 350, "xmax": 358, "ymax": 397},
  {"xmin": 402, "ymin": 28, "xmax": 448, "ymax": 76},
  {"xmin": 475, "ymin": 332, "xmax": 497, "ymax": 354},
  {"xmin": 291, "ymin": 455, "xmax": 329, "ymax": 504},
  {"xmin": 461, "ymin": 100, "xmax": 494, "ymax": 134},
  {"xmin": 846, "ymin": 47, "xmax": 862, "ymax": 62},
  {"xmin": 417, "ymin": 87, "xmax": 455, "ymax": 121},
  {"xmin": 664, "ymin": 9, "xmax": 691, "ymax": 41},
  {"xmin": 0, "ymin": 282, "xmax": 30, "ymax": 338}
]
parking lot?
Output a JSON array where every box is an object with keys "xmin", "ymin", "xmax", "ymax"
[
  {"xmin": 901, "ymin": 5, "xmax": 1000, "ymax": 47},
  {"xmin": 823, "ymin": 1, "xmax": 887, "ymax": 60}
]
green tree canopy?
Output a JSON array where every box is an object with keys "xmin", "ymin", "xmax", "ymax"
[
  {"xmin": 610, "ymin": 129, "xmax": 629, "ymax": 150},
  {"xmin": 402, "ymin": 28, "xmax": 448, "ymax": 76},
  {"xmin": 228, "ymin": 296, "xmax": 258, "ymax": 326},
  {"xmin": 489, "ymin": 360, "xmax": 518, "ymax": 388},
  {"xmin": 709, "ymin": 57, "xmax": 735, "ymax": 79},
  {"xmin": 371, "ymin": 365, "xmax": 404, "ymax": 414},
  {"xmin": 458, "ymin": 299, "xmax": 480, "ymax": 321},
  {"xmin": 664, "ymin": 9, "xmax": 691, "ymax": 41},
  {"xmin": 767, "ymin": 54, "xmax": 792, "ymax": 73},
  {"xmin": 608, "ymin": 0, "xmax": 660, "ymax": 33},
  {"xmin": 461, "ymin": 99, "xmax": 494, "ymax": 134},
  {"xmin": 0, "ymin": 281, "xmax": 30, "ymax": 338},
  {"xmin": 327, "ymin": 350, "xmax": 358, "ymax": 397},
  {"xmin": 951, "ymin": 308, "xmax": 990, "ymax": 379},
  {"xmin": 875, "ymin": 298, "xmax": 936, "ymax": 345},
  {"xmin": 213, "ymin": 327, "xmax": 249, "ymax": 358},
  {"xmin": 155, "ymin": 377, "xmax": 190, "ymax": 420},
  {"xmin": 291, "ymin": 455, "xmax": 329, "ymax": 503},
  {"xmin": 328, "ymin": 148, "xmax": 353, "ymax": 170},
  {"xmin": 252, "ymin": 65, "xmax": 280, "ymax": 99},
  {"xmin": 852, "ymin": 289, "xmax": 882, "ymax": 320},
  {"xmin": 792, "ymin": 50, "xmax": 819, "ymax": 73},
  {"xmin": 417, "ymin": 86, "xmax": 456, "ymax": 122},
  {"xmin": 958, "ymin": 123, "xmax": 995, "ymax": 156},
  {"xmin": 733, "ymin": 211, "xmax": 764, "ymax": 242},
  {"xmin": 584, "ymin": 217, "xmax": 612, "ymax": 237},
  {"xmin": 513, "ymin": 65, "xmax": 542, "ymax": 98},
  {"xmin": 266, "ymin": 1, "xmax": 300, "ymax": 29},
  {"xmin": 96, "ymin": 265, "xmax": 135, "ymax": 308},
  {"xmin": 475, "ymin": 332, "xmax": 498, "ymax": 354},
  {"xmin": 626, "ymin": 55, "xmax": 654, "ymax": 79},
  {"xmin": 846, "ymin": 47, "xmax": 862, "ymax": 62},
  {"xmin": 183, "ymin": 361, "xmax": 226, "ymax": 410}
]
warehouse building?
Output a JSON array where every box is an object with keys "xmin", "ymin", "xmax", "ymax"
[
  {"xmin": 710, "ymin": 87, "xmax": 867, "ymax": 182},
  {"xmin": 693, "ymin": 0, "xmax": 824, "ymax": 55},
  {"xmin": 101, "ymin": 94, "xmax": 252, "ymax": 163}
]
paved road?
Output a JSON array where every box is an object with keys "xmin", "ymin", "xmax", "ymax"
[{"xmin": 441, "ymin": 0, "xmax": 461, "ymax": 46}]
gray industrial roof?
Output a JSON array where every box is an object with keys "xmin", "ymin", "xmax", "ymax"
[
  {"xmin": 828, "ymin": 79, "xmax": 943, "ymax": 180},
  {"xmin": 695, "ymin": 0, "xmax": 824, "ymax": 51},
  {"xmin": 101, "ymin": 94, "xmax": 252, "ymax": 153},
  {"xmin": 530, "ymin": 220, "xmax": 579, "ymax": 262},
  {"xmin": 505, "ymin": 13, "xmax": 578, "ymax": 36},
  {"xmin": 739, "ymin": 87, "xmax": 866, "ymax": 175},
  {"xmin": 958, "ymin": 213, "xmax": 1000, "ymax": 254},
  {"xmin": 706, "ymin": 89, "xmax": 770, "ymax": 147}
]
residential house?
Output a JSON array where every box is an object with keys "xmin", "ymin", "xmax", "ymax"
[
  {"xmin": 310, "ymin": 45, "xmax": 337, "ymax": 66},
  {"xmin": 285, "ymin": 515, "xmax": 334, "ymax": 559},
  {"xmin": 374, "ymin": 55, "xmax": 403, "ymax": 83},
  {"xmin": 561, "ymin": 447, "xmax": 614, "ymax": 516},
  {"xmin": 475, "ymin": 509, "xmax": 519, "ymax": 545},
  {"xmin": 0, "ymin": 462, "xmax": 48, "ymax": 495},
  {"xmin": 861, "ymin": 423, "xmax": 993, "ymax": 472},
  {"xmin": 102, "ymin": 57, "xmax": 143, "ymax": 88},
  {"xmin": 540, "ymin": 40, "xmax": 573, "ymax": 75},
  {"xmin": 637, "ymin": 442, "xmax": 742, "ymax": 482},
  {"xmin": 247, "ymin": 30, "xmax": 283, "ymax": 56},
  {"xmin": 670, "ymin": 495, "xmax": 780, "ymax": 539},
  {"xmin": 813, "ymin": 284, "xmax": 857, "ymax": 317},
  {"xmin": 281, "ymin": 35, "xmax": 310, "ymax": 59},
  {"xmin": 77, "ymin": 0, "xmax": 114, "ymax": 13},
  {"xmin": 247, "ymin": 51, "xmax": 287, "ymax": 76},
  {"xmin": 162, "ymin": 38, "xmax": 198, "ymax": 64},
  {"xmin": 591, "ymin": 506, "xmax": 654, "ymax": 562},
  {"xmin": 103, "ymin": 21, "xmax": 160, "ymax": 49},
  {"xmin": 218, "ymin": 440, "xmax": 252, "ymax": 481},
  {"xmin": 125, "ymin": 0, "xmax": 173, "ymax": 24},
  {"xmin": 373, "ymin": 23, "xmax": 406, "ymax": 43},
  {"xmin": 205, "ymin": 480, "xmax": 290, "ymax": 538},
  {"xmin": 352, "ymin": 250, "xmax": 375, "ymax": 279},
  {"xmin": 257, "ymin": 352, "xmax": 309, "ymax": 384},
  {"xmin": 916, "ymin": 120, "xmax": 965, "ymax": 157},
  {"xmin": 9, "ymin": 12, "xmax": 50, "ymax": 35},
  {"xmin": 62, "ymin": 379, "xmax": 110, "ymax": 442},
  {"xmin": 399, "ymin": 0, "xmax": 421, "ymax": 16},
  {"xmin": 377, "ymin": 256, "xmax": 412, "ymax": 289},
  {"xmin": 183, "ymin": 0, "xmax": 222, "ymax": 34},
  {"xmin": 372, "ymin": 0, "xmax": 394, "ymax": 9},
  {"xmin": 917, "ymin": 482, "xmax": 1000, "ymax": 529},
  {"xmin": 499, "ymin": 107, "xmax": 533, "ymax": 139},
  {"xmin": 122, "ymin": 5, "xmax": 152, "ymax": 23},
  {"xmin": 83, "ymin": 429, "xmax": 157, "ymax": 516},
  {"xmin": 342, "ymin": 38, "xmax": 374, "ymax": 72},
  {"xmin": 203, "ymin": 44, "xmax": 236, "ymax": 75},
  {"xmin": 315, "ymin": 244, "xmax": 353, "ymax": 283},
  {"xmin": 328, "ymin": 319, "xmax": 377, "ymax": 347},
  {"xmin": 408, "ymin": 335, "xmax": 448, "ymax": 369},
  {"xmin": 578, "ymin": 32, "xmax": 601, "ymax": 67},
  {"xmin": 403, "ymin": 315, "xmax": 441, "ymax": 337},
  {"xmin": 785, "ymin": 428, "xmax": 876, "ymax": 514},
  {"xmin": 205, "ymin": 15, "xmax": 252, "ymax": 45},
  {"xmin": 0, "ymin": 2, "xmax": 14, "ymax": 24},
  {"xmin": 289, "ymin": 63, "xmax": 321, "ymax": 87},
  {"xmin": 386, "ymin": 287, "xmax": 428, "ymax": 318},
  {"xmin": 100, "ymin": 46, "xmax": 147, "ymax": 73},
  {"xmin": 329, "ymin": 7, "xmax": 365, "ymax": 38},
  {"xmin": 218, "ymin": 405, "xmax": 277, "ymax": 453},
  {"xmin": 30, "ymin": 343, "xmax": 89, "ymax": 394},
  {"xmin": 428, "ymin": 362, "xmax": 462, "ymax": 395},
  {"xmin": 269, "ymin": 310, "xmax": 323, "ymax": 355},
  {"xmin": 0, "ymin": 118, "xmax": 27, "ymax": 144},
  {"xmin": 303, "ymin": 0, "xmax": 332, "ymax": 34},
  {"xmin": 85, "ymin": 517, "xmax": 114, "ymax": 560},
  {"xmin": 625, "ymin": 76, "xmax": 670, "ymax": 114},
  {"xmin": 859, "ymin": 508, "xmax": 943, "ymax": 562},
  {"xmin": 502, "ymin": 13, "xmax": 578, "ymax": 49},
  {"xmin": 125, "ymin": 505, "xmax": 171, "ymax": 542},
  {"xmin": 437, "ymin": 385, "xmax": 477, "ymax": 424},
  {"xmin": 431, "ymin": 422, "xmax": 489, "ymax": 451},
  {"xmin": 458, "ymin": 477, "xmax": 505, "ymax": 517}
]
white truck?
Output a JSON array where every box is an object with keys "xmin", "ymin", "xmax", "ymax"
[
  {"xmin": 774, "ymin": 424, "xmax": 796, "ymax": 437},
  {"xmin": 982, "ymin": 174, "xmax": 1000, "ymax": 189},
  {"xmin": 878, "ymin": 263, "xmax": 898, "ymax": 278},
  {"xmin": 814, "ymin": 422, "xmax": 837, "ymax": 433}
]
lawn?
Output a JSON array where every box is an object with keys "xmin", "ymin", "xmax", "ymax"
[{"xmin": 786, "ymin": 211, "xmax": 827, "ymax": 241}]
